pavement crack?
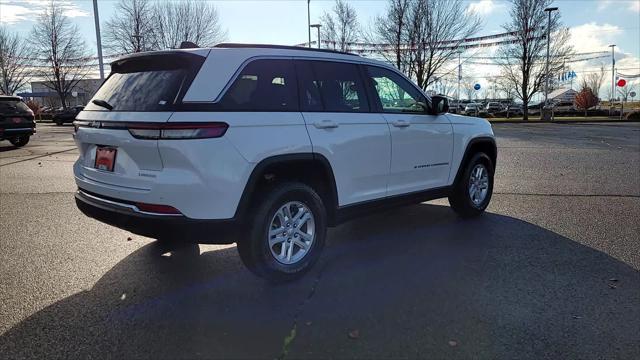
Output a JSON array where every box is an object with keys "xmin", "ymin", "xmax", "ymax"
[
  {"xmin": 277, "ymin": 261, "xmax": 327, "ymax": 360},
  {"xmin": 0, "ymin": 148, "xmax": 76, "ymax": 167}
]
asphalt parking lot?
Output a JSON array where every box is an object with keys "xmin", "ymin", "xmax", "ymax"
[{"xmin": 1, "ymin": 122, "xmax": 639, "ymax": 359}]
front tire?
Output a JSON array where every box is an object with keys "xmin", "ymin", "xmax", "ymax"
[
  {"xmin": 237, "ymin": 182, "xmax": 327, "ymax": 283},
  {"xmin": 449, "ymin": 152, "xmax": 494, "ymax": 217},
  {"xmin": 9, "ymin": 135, "xmax": 30, "ymax": 147}
]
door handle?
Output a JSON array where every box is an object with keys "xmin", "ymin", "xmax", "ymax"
[
  {"xmin": 313, "ymin": 120, "xmax": 339, "ymax": 129},
  {"xmin": 391, "ymin": 119, "xmax": 410, "ymax": 128}
]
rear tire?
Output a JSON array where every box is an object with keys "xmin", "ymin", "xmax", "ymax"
[
  {"xmin": 449, "ymin": 152, "xmax": 494, "ymax": 218},
  {"xmin": 237, "ymin": 182, "xmax": 327, "ymax": 283},
  {"xmin": 9, "ymin": 135, "xmax": 30, "ymax": 147}
]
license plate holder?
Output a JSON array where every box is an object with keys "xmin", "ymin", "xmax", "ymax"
[{"xmin": 94, "ymin": 146, "xmax": 117, "ymax": 172}]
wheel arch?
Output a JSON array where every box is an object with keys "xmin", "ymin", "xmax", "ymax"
[
  {"xmin": 234, "ymin": 153, "xmax": 339, "ymax": 226},
  {"xmin": 452, "ymin": 136, "xmax": 497, "ymax": 186}
]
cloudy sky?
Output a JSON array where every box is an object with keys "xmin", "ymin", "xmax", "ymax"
[{"xmin": 1, "ymin": 0, "xmax": 639, "ymax": 98}]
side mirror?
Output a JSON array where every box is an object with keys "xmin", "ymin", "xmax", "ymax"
[{"xmin": 431, "ymin": 95, "xmax": 449, "ymax": 115}]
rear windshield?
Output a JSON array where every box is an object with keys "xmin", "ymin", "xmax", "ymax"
[
  {"xmin": 0, "ymin": 100, "xmax": 30, "ymax": 113},
  {"xmin": 85, "ymin": 53, "xmax": 203, "ymax": 112}
]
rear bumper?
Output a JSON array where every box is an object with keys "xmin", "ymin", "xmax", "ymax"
[
  {"xmin": 75, "ymin": 189, "xmax": 240, "ymax": 244},
  {"xmin": 0, "ymin": 127, "xmax": 35, "ymax": 139}
]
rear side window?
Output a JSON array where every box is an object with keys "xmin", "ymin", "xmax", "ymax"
[
  {"xmin": 0, "ymin": 100, "xmax": 30, "ymax": 113},
  {"xmin": 296, "ymin": 60, "xmax": 369, "ymax": 113},
  {"xmin": 219, "ymin": 59, "xmax": 297, "ymax": 111},
  {"xmin": 85, "ymin": 54, "xmax": 203, "ymax": 112}
]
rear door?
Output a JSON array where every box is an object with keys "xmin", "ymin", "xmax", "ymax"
[
  {"xmin": 363, "ymin": 65, "xmax": 453, "ymax": 196},
  {"xmin": 74, "ymin": 52, "xmax": 205, "ymax": 190},
  {"xmin": 296, "ymin": 60, "xmax": 391, "ymax": 206}
]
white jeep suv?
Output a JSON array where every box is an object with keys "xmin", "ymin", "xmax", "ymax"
[{"xmin": 74, "ymin": 44, "xmax": 496, "ymax": 282}]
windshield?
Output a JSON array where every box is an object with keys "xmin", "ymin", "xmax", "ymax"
[{"xmin": 0, "ymin": 100, "xmax": 30, "ymax": 113}]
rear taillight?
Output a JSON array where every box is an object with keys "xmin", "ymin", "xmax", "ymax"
[
  {"xmin": 73, "ymin": 121, "xmax": 228, "ymax": 140},
  {"xmin": 128, "ymin": 122, "xmax": 228, "ymax": 140}
]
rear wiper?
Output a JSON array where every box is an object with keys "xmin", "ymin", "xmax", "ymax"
[{"xmin": 92, "ymin": 99, "xmax": 113, "ymax": 111}]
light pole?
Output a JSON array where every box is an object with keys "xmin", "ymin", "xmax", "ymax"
[
  {"xmin": 609, "ymin": 44, "xmax": 616, "ymax": 102},
  {"xmin": 310, "ymin": 24, "xmax": 321, "ymax": 49},
  {"xmin": 307, "ymin": 0, "xmax": 311, "ymax": 48},
  {"xmin": 92, "ymin": 0, "xmax": 104, "ymax": 80},
  {"xmin": 543, "ymin": 7, "xmax": 558, "ymax": 107}
]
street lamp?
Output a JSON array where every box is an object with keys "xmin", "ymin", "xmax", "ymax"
[
  {"xmin": 310, "ymin": 24, "xmax": 321, "ymax": 49},
  {"xmin": 543, "ymin": 7, "xmax": 558, "ymax": 107}
]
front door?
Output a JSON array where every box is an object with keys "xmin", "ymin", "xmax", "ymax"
[{"xmin": 363, "ymin": 65, "xmax": 453, "ymax": 196}]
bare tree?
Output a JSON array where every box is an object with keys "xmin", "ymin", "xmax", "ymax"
[
  {"xmin": 462, "ymin": 78, "xmax": 478, "ymax": 100},
  {"xmin": 0, "ymin": 27, "xmax": 31, "ymax": 95},
  {"xmin": 496, "ymin": 0, "xmax": 572, "ymax": 120},
  {"xmin": 153, "ymin": 0, "xmax": 226, "ymax": 49},
  {"xmin": 405, "ymin": 0, "xmax": 481, "ymax": 90},
  {"xmin": 497, "ymin": 77, "xmax": 516, "ymax": 101},
  {"xmin": 583, "ymin": 64, "xmax": 606, "ymax": 100},
  {"xmin": 370, "ymin": 0, "xmax": 411, "ymax": 73},
  {"xmin": 30, "ymin": 1, "xmax": 91, "ymax": 109},
  {"xmin": 321, "ymin": 0, "xmax": 359, "ymax": 52},
  {"xmin": 618, "ymin": 82, "xmax": 636, "ymax": 102},
  {"xmin": 103, "ymin": 0, "xmax": 158, "ymax": 54}
]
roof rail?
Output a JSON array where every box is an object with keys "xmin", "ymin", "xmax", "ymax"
[{"xmin": 213, "ymin": 43, "xmax": 359, "ymax": 57}]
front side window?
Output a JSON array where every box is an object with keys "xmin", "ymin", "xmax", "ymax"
[
  {"xmin": 296, "ymin": 60, "xmax": 369, "ymax": 112},
  {"xmin": 219, "ymin": 59, "xmax": 297, "ymax": 111},
  {"xmin": 365, "ymin": 66, "xmax": 427, "ymax": 113}
]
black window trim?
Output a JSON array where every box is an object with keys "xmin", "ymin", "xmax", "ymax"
[{"xmin": 174, "ymin": 55, "xmax": 432, "ymax": 114}]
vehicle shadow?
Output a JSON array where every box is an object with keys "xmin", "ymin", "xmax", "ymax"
[
  {"xmin": 0, "ymin": 204, "xmax": 638, "ymax": 359},
  {"xmin": 0, "ymin": 144, "xmax": 19, "ymax": 152}
]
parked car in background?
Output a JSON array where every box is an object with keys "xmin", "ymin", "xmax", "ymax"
[
  {"xmin": 485, "ymin": 102, "xmax": 503, "ymax": 113},
  {"xmin": 53, "ymin": 106, "xmax": 84, "ymax": 125},
  {"xmin": 551, "ymin": 101, "xmax": 576, "ymax": 113},
  {"xmin": 448, "ymin": 102, "xmax": 465, "ymax": 114},
  {"xmin": 0, "ymin": 96, "xmax": 36, "ymax": 147},
  {"xmin": 506, "ymin": 104, "xmax": 523, "ymax": 116},
  {"xmin": 464, "ymin": 103, "xmax": 483, "ymax": 115}
]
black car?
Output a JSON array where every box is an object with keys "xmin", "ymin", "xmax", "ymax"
[
  {"xmin": 52, "ymin": 105, "xmax": 84, "ymax": 125},
  {"xmin": 0, "ymin": 96, "xmax": 36, "ymax": 147}
]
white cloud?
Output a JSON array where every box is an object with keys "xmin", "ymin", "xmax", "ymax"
[
  {"xmin": 570, "ymin": 22, "xmax": 622, "ymax": 53},
  {"xmin": 467, "ymin": 0, "xmax": 502, "ymax": 16},
  {"xmin": 0, "ymin": 0, "xmax": 89, "ymax": 25},
  {"xmin": 569, "ymin": 22, "xmax": 639, "ymax": 92},
  {"xmin": 629, "ymin": 1, "xmax": 640, "ymax": 12},
  {"xmin": 597, "ymin": 0, "xmax": 613, "ymax": 11}
]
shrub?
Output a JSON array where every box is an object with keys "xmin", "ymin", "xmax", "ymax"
[
  {"xmin": 25, "ymin": 100, "xmax": 40, "ymax": 115},
  {"xmin": 574, "ymin": 87, "xmax": 599, "ymax": 116}
]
